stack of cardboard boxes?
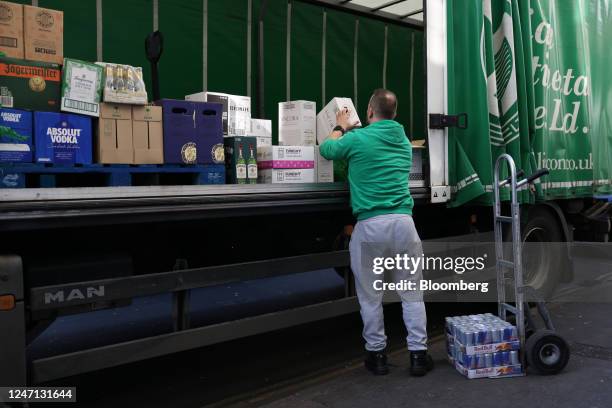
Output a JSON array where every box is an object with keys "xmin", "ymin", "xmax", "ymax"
[
  {"xmin": 0, "ymin": 1, "xmax": 93, "ymax": 165},
  {"xmin": 186, "ymin": 91, "xmax": 262, "ymax": 184},
  {"xmin": 261, "ymin": 100, "xmax": 317, "ymax": 183}
]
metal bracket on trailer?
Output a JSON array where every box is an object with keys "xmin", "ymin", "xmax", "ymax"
[{"xmin": 0, "ymin": 255, "xmax": 27, "ymax": 386}]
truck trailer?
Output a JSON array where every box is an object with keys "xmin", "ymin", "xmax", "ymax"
[{"xmin": 0, "ymin": 0, "xmax": 610, "ymax": 387}]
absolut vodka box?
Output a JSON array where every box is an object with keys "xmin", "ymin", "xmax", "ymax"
[
  {"xmin": 34, "ymin": 111, "xmax": 92, "ymax": 164},
  {"xmin": 0, "ymin": 108, "xmax": 32, "ymax": 162}
]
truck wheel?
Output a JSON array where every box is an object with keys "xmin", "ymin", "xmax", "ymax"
[
  {"xmin": 521, "ymin": 208, "xmax": 564, "ymax": 299},
  {"xmin": 525, "ymin": 329, "xmax": 570, "ymax": 375}
]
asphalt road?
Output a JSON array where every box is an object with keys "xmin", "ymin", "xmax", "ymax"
[{"xmin": 17, "ymin": 256, "xmax": 612, "ymax": 407}]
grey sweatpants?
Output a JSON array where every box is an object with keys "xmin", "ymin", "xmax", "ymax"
[{"xmin": 349, "ymin": 213, "xmax": 427, "ymax": 351}]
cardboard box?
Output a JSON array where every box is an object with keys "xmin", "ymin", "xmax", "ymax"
[
  {"xmin": 250, "ymin": 118, "xmax": 271, "ymax": 137},
  {"xmin": 132, "ymin": 105, "xmax": 163, "ymax": 164},
  {"xmin": 258, "ymin": 168, "xmax": 315, "ymax": 184},
  {"xmin": 314, "ymin": 145, "xmax": 333, "ymax": 183},
  {"xmin": 0, "ymin": 56, "xmax": 61, "ymax": 111},
  {"xmin": 61, "ymin": 58, "xmax": 104, "ymax": 117},
  {"xmin": 0, "ymin": 107, "xmax": 32, "ymax": 162},
  {"xmin": 250, "ymin": 118, "xmax": 272, "ymax": 147},
  {"xmin": 278, "ymin": 100, "xmax": 316, "ymax": 146},
  {"xmin": 0, "ymin": 1, "xmax": 24, "ymax": 59},
  {"xmin": 316, "ymin": 97, "xmax": 361, "ymax": 145},
  {"xmin": 257, "ymin": 145, "xmax": 314, "ymax": 170},
  {"xmin": 23, "ymin": 4, "xmax": 63, "ymax": 64},
  {"xmin": 96, "ymin": 103, "xmax": 133, "ymax": 164},
  {"xmin": 157, "ymin": 99, "xmax": 224, "ymax": 165},
  {"xmin": 224, "ymin": 136, "xmax": 257, "ymax": 184},
  {"xmin": 186, "ymin": 91, "xmax": 251, "ymax": 137},
  {"xmin": 34, "ymin": 111, "xmax": 92, "ymax": 164},
  {"xmin": 97, "ymin": 62, "xmax": 148, "ymax": 105}
]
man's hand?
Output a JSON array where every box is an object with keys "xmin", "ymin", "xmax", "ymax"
[{"xmin": 336, "ymin": 108, "xmax": 352, "ymax": 131}]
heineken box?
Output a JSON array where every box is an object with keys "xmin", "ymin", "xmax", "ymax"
[
  {"xmin": 224, "ymin": 136, "xmax": 257, "ymax": 184},
  {"xmin": 34, "ymin": 111, "xmax": 92, "ymax": 164},
  {"xmin": 61, "ymin": 58, "xmax": 104, "ymax": 117},
  {"xmin": 157, "ymin": 99, "xmax": 224, "ymax": 165},
  {"xmin": 0, "ymin": 107, "xmax": 32, "ymax": 162},
  {"xmin": 0, "ymin": 56, "xmax": 61, "ymax": 111}
]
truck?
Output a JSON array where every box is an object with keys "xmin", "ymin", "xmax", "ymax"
[{"xmin": 0, "ymin": 0, "xmax": 610, "ymax": 387}]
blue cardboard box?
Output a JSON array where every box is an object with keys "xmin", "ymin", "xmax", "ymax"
[
  {"xmin": 0, "ymin": 108, "xmax": 33, "ymax": 163},
  {"xmin": 157, "ymin": 99, "xmax": 224, "ymax": 165},
  {"xmin": 34, "ymin": 112, "xmax": 93, "ymax": 164}
]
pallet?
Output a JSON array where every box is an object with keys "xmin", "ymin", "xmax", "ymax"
[{"xmin": 0, "ymin": 163, "xmax": 226, "ymax": 188}]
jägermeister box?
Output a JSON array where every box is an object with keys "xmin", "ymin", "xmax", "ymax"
[
  {"xmin": 34, "ymin": 111, "xmax": 92, "ymax": 164},
  {"xmin": 0, "ymin": 56, "xmax": 61, "ymax": 111},
  {"xmin": 61, "ymin": 58, "xmax": 104, "ymax": 117},
  {"xmin": 224, "ymin": 136, "xmax": 257, "ymax": 184},
  {"xmin": 0, "ymin": 107, "xmax": 32, "ymax": 162}
]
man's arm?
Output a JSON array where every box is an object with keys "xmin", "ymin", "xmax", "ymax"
[{"xmin": 320, "ymin": 107, "xmax": 359, "ymax": 160}]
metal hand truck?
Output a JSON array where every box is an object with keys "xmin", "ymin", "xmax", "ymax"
[{"xmin": 493, "ymin": 154, "xmax": 570, "ymax": 375}]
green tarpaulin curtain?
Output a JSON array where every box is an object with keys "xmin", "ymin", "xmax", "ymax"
[{"xmin": 447, "ymin": 0, "xmax": 612, "ymax": 207}]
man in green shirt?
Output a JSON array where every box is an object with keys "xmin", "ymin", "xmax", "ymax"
[{"xmin": 320, "ymin": 89, "xmax": 432, "ymax": 377}]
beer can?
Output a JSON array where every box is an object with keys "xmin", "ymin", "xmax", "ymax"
[
  {"xmin": 510, "ymin": 350, "xmax": 520, "ymax": 365},
  {"xmin": 501, "ymin": 351, "xmax": 511, "ymax": 366},
  {"xmin": 492, "ymin": 352, "xmax": 504, "ymax": 367},
  {"xmin": 484, "ymin": 353, "xmax": 494, "ymax": 368}
]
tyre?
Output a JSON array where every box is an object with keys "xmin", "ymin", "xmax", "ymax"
[
  {"xmin": 520, "ymin": 207, "xmax": 565, "ymax": 299},
  {"xmin": 525, "ymin": 329, "xmax": 570, "ymax": 375}
]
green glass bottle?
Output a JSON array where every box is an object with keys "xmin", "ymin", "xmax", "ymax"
[
  {"xmin": 247, "ymin": 144, "xmax": 257, "ymax": 184},
  {"xmin": 236, "ymin": 144, "xmax": 247, "ymax": 184}
]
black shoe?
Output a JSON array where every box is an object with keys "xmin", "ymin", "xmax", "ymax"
[
  {"xmin": 365, "ymin": 350, "xmax": 389, "ymax": 375},
  {"xmin": 410, "ymin": 350, "xmax": 434, "ymax": 377}
]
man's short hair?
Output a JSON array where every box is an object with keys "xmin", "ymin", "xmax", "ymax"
[{"xmin": 368, "ymin": 89, "xmax": 397, "ymax": 120}]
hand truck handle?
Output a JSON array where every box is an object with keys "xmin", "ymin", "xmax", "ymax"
[
  {"xmin": 525, "ymin": 168, "xmax": 549, "ymax": 184},
  {"xmin": 499, "ymin": 170, "xmax": 525, "ymax": 187}
]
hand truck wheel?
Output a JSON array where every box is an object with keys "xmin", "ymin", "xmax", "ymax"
[{"xmin": 525, "ymin": 329, "xmax": 570, "ymax": 375}]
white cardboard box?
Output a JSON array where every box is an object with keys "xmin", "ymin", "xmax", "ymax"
[
  {"xmin": 315, "ymin": 146, "xmax": 333, "ymax": 183},
  {"xmin": 257, "ymin": 145, "xmax": 315, "ymax": 167},
  {"xmin": 316, "ymin": 97, "xmax": 361, "ymax": 145},
  {"xmin": 255, "ymin": 136, "xmax": 272, "ymax": 147},
  {"xmin": 250, "ymin": 118, "xmax": 272, "ymax": 147},
  {"xmin": 186, "ymin": 91, "xmax": 251, "ymax": 137},
  {"xmin": 278, "ymin": 100, "xmax": 316, "ymax": 146},
  {"xmin": 250, "ymin": 118, "xmax": 272, "ymax": 137},
  {"xmin": 258, "ymin": 168, "xmax": 315, "ymax": 184}
]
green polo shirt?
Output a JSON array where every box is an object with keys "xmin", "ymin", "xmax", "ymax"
[{"xmin": 320, "ymin": 120, "xmax": 414, "ymax": 220}]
